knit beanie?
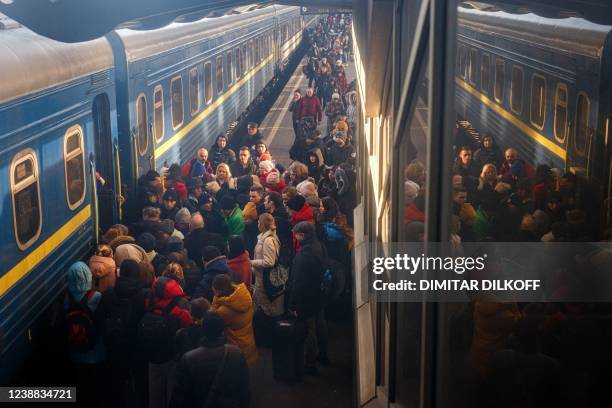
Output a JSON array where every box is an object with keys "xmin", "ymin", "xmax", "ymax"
[
  {"xmin": 137, "ymin": 233, "xmax": 156, "ymax": 253},
  {"xmin": 175, "ymin": 207, "xmax": 191, "ymax": 225}
]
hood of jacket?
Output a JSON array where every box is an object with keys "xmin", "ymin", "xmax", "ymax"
[
  {"xmin": 151, "ymin": 276, "xmax": 184, "ymax": 301},
  {"xmin": 114, "ymin": 275, "xmax": 144, "ymax": 299},
  {"xmin": 212, "ymin": 283, "xmax": 252, "ymax": 313},
  {"xmin": 308, "ymin": 147, "xmax": 325, "ymax": 167},
  {"xmin": 291, "ymin": 202, "xmax": 315, "ymax": 225},
  {"xmin": 89, "ymin": 255, "xmax": 116, "ymax": 278},
  {"xmin": 205, "ymin": 256, "xmax": 233, "ymax": 274},
  {"xmin": 114, "ymin": 243, "xmax": 148, "ymax": 267},
  {"xmin": 67, "ymin": 261, "xmax": 92, "ymax": 300}
]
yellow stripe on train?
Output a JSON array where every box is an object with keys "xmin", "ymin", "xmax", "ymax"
[
  {"xmin": 155, "ymin": 30, "xmax": 303, "ymax": 159},
  {"xmin": 0, "ymin": 205, "xmax": 91, "ymax": 297},
  {"xmin": 456, "ymin": 78, "xmax": 567, "ymax": 161}
]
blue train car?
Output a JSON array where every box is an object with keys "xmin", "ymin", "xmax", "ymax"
[
  {"xmin": 107, "ymin": 5, "xmax": 304, "ymax": 204},
  {"xmin": 455, "ymin": 8, "xmax": 612, "ymax": 191},
  {"xmin": 0, "ymin": 27, "xmax": 118, "ymax": 381}
]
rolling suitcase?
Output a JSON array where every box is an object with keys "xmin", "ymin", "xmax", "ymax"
[{"xmin": 272, "ymin": 319, "xmax": 306, "ymax": 382}]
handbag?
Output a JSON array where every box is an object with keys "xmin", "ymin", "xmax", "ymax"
[{"xmin": 262, "ymin": 236, "xmax": 288, "ymax": 301}]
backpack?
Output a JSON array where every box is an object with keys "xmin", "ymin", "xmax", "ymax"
[
  {"xmin": 102, "ymin": 291, "xmax": 133, "ymax": 356},
  {"xmin": 181, "ymin": 158, "xmax": 196, "ymax": 178},
  {"xmin": 65, "ymin": 291, "xmax": 98, "ymax": 352},
  {"xmin": 138, "ymin": 297, "xmax": 180, "ymax": 363},
  {"xmin": 321, "ymin": 258, "xmax": 346, "ymax": 301}
]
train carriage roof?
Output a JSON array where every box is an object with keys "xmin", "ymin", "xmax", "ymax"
[
  {"xmin": 0, "ymin": 28, "xmax": 113, "ymax": 104},
  {"xmin": 458, "ymin": 7, "xmax": 612, "ymax": 58},
  {"xmin": 115, "ymin": 5, "xmax": 298, "ymax": 63}
]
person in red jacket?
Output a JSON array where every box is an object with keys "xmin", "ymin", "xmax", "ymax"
[
  {"xmin": 286, "ymin": 194, "xmax": 316, "ymax": 252},
  {"xmin": 297, "ymin": 87, "xmax": 323, "ymax": 125}
]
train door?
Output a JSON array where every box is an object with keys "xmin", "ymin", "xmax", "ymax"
[
  {"xmin": 92, "ymin": 93, "xmax": 117, "ymax": 232},
  {"xmin": 134, "ymin": 93, "xmax": 155, "ymax": 177}
]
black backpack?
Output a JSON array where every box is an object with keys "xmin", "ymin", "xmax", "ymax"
[
  {"xmin": 102, "ymin": 291, "xmax": 133, "ymax": 356},
  {"xmin": 65, "ymin": 291, "xmax": 98, "ymax": 352},
  {"xmin": 138, "ymin": 297, "xmax": 180, "ymax": 363}
]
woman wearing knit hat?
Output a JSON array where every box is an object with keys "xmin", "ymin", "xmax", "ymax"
[
  {"xmin": 297, "ymin": 179, "xmax": 320, "ymax": 208},
  {"xmin": 264, "ymin": 169, "xmax": 286, "ymax": 193}
]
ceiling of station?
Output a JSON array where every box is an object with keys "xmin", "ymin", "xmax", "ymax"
[{"xmin": 0, "ymin": 0, "xmax": 609, "ymax": 43}]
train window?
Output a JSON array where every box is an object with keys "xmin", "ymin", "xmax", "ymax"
[
  {"xmin": 247, "ymin": 41, "xmax": 253, "ymax": 69},
  {"xmin": 530, "ymin": 74, "xmax": 547, "ymax": 130},
  {"xmin": 494, "ymin": 58, "xmax": 505, "ymax": 103},
  {"xmin": 255, "ymin": 37, "xmax": 260, "ymax": 64},
  {"xmin": 226, "ymin": 51, "xmax": 233, "ymax": 85},
  {"xmin": 64, "ymin": 125, "xmax": 86, "ymax": 210},
  {"xmin": 136, "ymin": 94, "xmax": 148, "ymax": 155},
  {"xmin": 216, "ymin": 56, "xmax": 223, "ymax": 94},
  {"xmin": 153, "ymin": 86, "xmax": 164, "ymax": 142},
  {"xmin": 510, "ymin": 65, "xmax": 524, "ymax": 114},
  {"xmin": 574, "ymin": 92, "xmax": 590, "ymax": 154},
  {"xmin": 481, "ymin": 53, "xmax": 490, "ymax": 93},
  {"xmin": 242, "ymin": 44, "xmax": 247, "ymax": 73},
  {"xmin": 234, "ymin": 48, "xmax": 241, "ymax": 79},
  {"xmin": 11, "ymin": 149, "xmax": 42, "ymax": 250},
  {"xmin": 204, "ymin": 62, "xmax": 212, "ymax": 104},
  {"xmin": 171, "ymin": 76, "xmax": 184, "ymax": 129},
  {"xmin": 468, "ymin": 49, "xmax": 477, "ymax": 85},
  {"xmin": 554, "ymin": 83, "xmax": 568, "ymax": 142},
  {"xmin": 189, "ymin": 68, "xmax": 199, "ymax": 116},
  {"xmin": 458, "ymin": 46, "xmax": 466, "ymax": 79}
]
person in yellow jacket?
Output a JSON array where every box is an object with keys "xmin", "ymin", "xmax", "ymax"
[{"xmin": 211, "ymin": 274, "xmax": 258, "ymax": 366}]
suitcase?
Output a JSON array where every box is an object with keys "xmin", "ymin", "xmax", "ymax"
[{"xmin": 272, "ymin": 319, "xmax": 306, "ymax": 382}]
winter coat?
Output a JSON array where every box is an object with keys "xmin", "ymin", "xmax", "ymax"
[
  {"xmin": 227, "ymin": 251, "xmax": 253, "ymax": 290},
  {"xmin": 173, "ymin": 181, "xmax": 189, "ymax": 203},
  {"xmin": 290, "ymin": 203, "xmax": 316, "ymax": 225},
  {"xmin": 184, "ymin": 228, "xmax": 227, "ymax": 267},
  {"xmin": 230, "ymin": 160, "xmax": 257, "ymax": 178},
  {"xmin": 146, "ymin": 277, "xmax": 192, "ymax": 329},
  {"xmin": 169, "ymin": 339, "xmax": 249, "ymax": 408},
  {"xmin": 190, "ymin": 160, "xmax": 214, "ymax": 178},
  {"xmin": 100, "ymin": 275, "xmax": 147, "ymax": 364},
  {"xmin": 452, "ymin": 159, "xmax": 481, "ymax": 178},
  {"xmin": 317, "ymin": 221, "xmax": 350, "ymax": 265},
  {"xmin": 289, "ymin": 99, "xmax": 302, "ymax": 123},
  {"xmin": 209, "ymin": 145, "xmax": 236, "ymax": 170},
  {"xmin": 288, "ymin": 237, "xmax": 325, "ymax": 319},
  {"xmin": 161, "ymin": 205, "xmax": 180, "ymax": 222},
  {"xmin": 324, "ymin": 100, "xmax": 346, "ymax": 128},
  {"xmin": 225, "ymin": 207, "xmax": 245, "ymax": 237},
  {"xmin": 251, "ymin": 230, "xmax": 284, "ymax": 317},
  {"xmin": 211, "ymin": 283, "xmax": 258, "ymax": 366},
  {"xmin": 297, "ymin": 95, "xmax": 323, "ymax": 122},
  {"xmin": 89, "ymin": 255, "xmax": 117, "ymax": 293},
  {"xmin": 327, "ymin": 143, "xmax": 354, "ymax": 166},
  {"xmin": 201, "ymin": 209, "xmax": 228, "ymax": 236},
  {"xmin": 404, "ymin": 203, "xmax": 425, "ymax": 225},
  {"xmin": 193, "ymin": 256, "xmax": 240, "ymax": 301}
]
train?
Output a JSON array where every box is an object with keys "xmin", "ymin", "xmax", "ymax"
[
  {"xmin": 0, "ymin": 4, "xmax": 312, "ymax": 381},
  {"xmin": 455, "ymin": 8, "xmax": 612, "ymax": 220}
]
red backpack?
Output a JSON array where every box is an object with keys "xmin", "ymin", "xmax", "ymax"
[
  {"xmin": 65, "ymin": 291, "xmax": 98, "ymax": 352},
  {"xmin": 181, "ymin": 158, "xmax": 197, "ymax": 178}
]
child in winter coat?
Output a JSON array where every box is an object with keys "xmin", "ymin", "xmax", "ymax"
[{"xmin": 88, "ymin": 244, "xmax": 116, "ymax": 293}]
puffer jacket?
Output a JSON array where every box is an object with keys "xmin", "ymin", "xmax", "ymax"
[
  {"xmin": 146, "ymin": 277, "xmax": 192, "ymax": 329},
  {"xmin": 89, "ymin": 255, "xmax": 116, "ymax": 293},
  {"xmin": 227, "ymin": 251, "xmax": 253, "ymax": 290},
  {"xmin": 211, "ymin": 283, "xmax": 258, "ymax": 366},
  {"xmin": 225, "ymin": 207, "xmax": 245, "ymax": 237}
]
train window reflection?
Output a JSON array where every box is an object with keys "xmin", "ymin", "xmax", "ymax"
[
  {"xmin": 216, "ymin": 56, "xmax": 223, "ymax": 94},
  {"xmin": 248, "ymin": 40, "xmax": 253, "ymax": 69},
  {"xmin": 554, "ymin": 83, "xmax": 568, "ymax": 142},
  {"xmin": 468, "ymin": 49, "xmax": 477, "ymax": 84},
  {"xmin": 153, "ymin": 86, "xmax": 164, "ymax": 142},
  {"xmin": 530, "ymin": 74, "xmax": 546, "ymax": 130},
  {"xmin": 494, "ymin": 58, "xmax": 505, "ymax": 103},
  {"xmin": 255, "ymin": 37, "xmax": 260, "ymax": 64},
  {"xmin": 234, "ymin": 48, "xmax": 241, "ymax": 79},
  {"xmin": 11, "ymin": 149, "xmax": 42, "ymax": 250},
  {"xmin": 510, "ymin": 65, "xmax": 523, "ymax": 114},
  {"xmin": 204, "ymin": 62, "xmax": 212, "ymax": 104},
  {"xmin": 575, "ymin": 92, "xmax": 590, "ymax": 155},
  {"xmin": 458, "ymin": 46, "xmax": 466, "ymax": 79},
  {"xmin": 481, "ymin": 53, "xmax": 490, "ymax": 93},
  {"xmin": 136, "ymin": 94, "xmax": 148, "ymax": 155},
  {"xmin": 189, "ymin": 68, "xmax": 199, "ymax": 115},
  {"xmin": 226, "ymin": 51, "xmax": 233, "ymax": 85},
  {"xmin": 171, "ymin": 76, "xmax": 183, "ymax": 129},
  {"xmin": 64, "ymin": 125, "xmax": 86, "ymax": 210},
  {"xmin": 242, "ymin": 44, "xmax": 247, "ymax": 74}
]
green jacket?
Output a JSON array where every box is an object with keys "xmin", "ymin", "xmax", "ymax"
[
  {"xmin": 473, "ymin": 207, "xmax": 491, "ymax": 241},
  {"xmin": 225, "ymin": 207, "xmax": 245, "ymax": 237}
]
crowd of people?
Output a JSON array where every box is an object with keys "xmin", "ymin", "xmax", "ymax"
[{"xmin": 57, "ymin": 15, "xmax": 356, "ymax": 408}]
